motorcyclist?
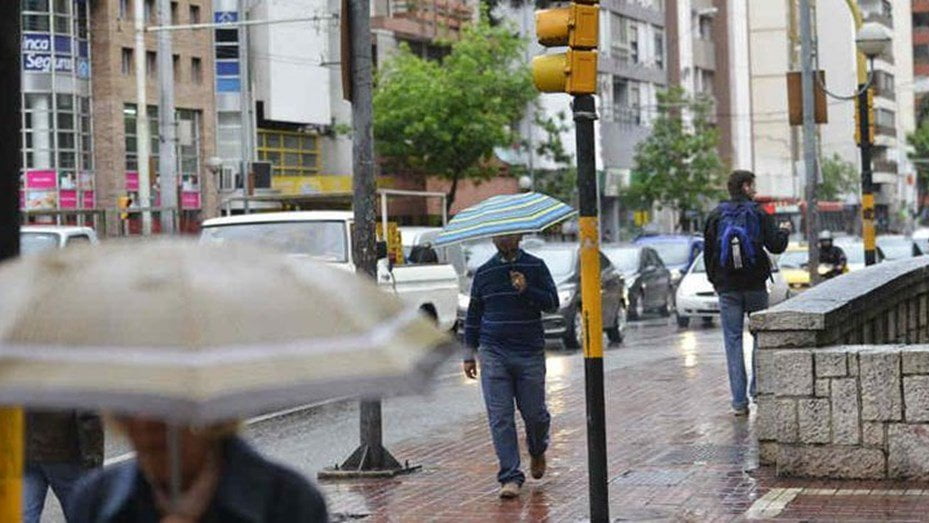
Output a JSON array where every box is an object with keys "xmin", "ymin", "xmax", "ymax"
[{"xmin": 818, "ymin": 230, "xmax": 847, "ymax": 278}]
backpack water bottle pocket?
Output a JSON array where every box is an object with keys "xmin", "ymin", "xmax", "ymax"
[{"xmin": 731, "ymin": 237, "xmax": 743, "ymax": 269}]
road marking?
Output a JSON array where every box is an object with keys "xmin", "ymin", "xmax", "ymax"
[{"xmin": 744, "ymin": 488, "xmax": 801, "ymax": 519}]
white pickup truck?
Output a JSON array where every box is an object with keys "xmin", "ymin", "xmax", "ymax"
[
  {"xmin": 200, "ymin": 211, "xmax": 460, "ymax": 332},
  {"xmin": 21, "ymin": 225, "xmax": 99, "ymax": 254}
]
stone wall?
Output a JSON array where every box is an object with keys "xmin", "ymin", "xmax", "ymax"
[{"xmin": 752, "ymin": 257, "xmax": 929, "ymax": 479}]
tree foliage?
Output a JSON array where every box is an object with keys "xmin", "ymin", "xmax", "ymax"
[
  {"xmin": 819, "ymin": 153, "xmax": 859, "ymax": 201},
  {"xmin": 373, "ymin": 14, "xmax": 536, "ymax": 208},
  {"xmin": 909, "ymin": 119, "xmax": 929, "ymax": 182},
  {"xmin": 625, "ymin": 87, "xmax": 724, "ymax": 229},
  {"xmin": 524, "ymin": 111, "xmax": 576, "ymax": 205}
]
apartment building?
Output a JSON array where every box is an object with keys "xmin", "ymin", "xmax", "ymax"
[{"xmin": 20, "ymin": 0, "xmax": 218, "ymax": 233}]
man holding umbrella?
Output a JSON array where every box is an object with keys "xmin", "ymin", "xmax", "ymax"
[{"xmin": 463, "ymin": 233, "xmax": 559, "ymax": 499}]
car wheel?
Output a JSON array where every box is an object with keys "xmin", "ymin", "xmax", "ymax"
[
  {"xmin": 563, "ymin": 306, "xmax": 583, "ymax": 349},
  {"xmin": 607, "ymin": 303, "xmax": 627, "ymax": 344},
  {"xmin": 676, "ymin": 314, "xmax": 690, "ymax": 328},
  {"xmin": 702, "ymin": 316, "xmax": 714, "ymax": 327},
  {"xmin": 629, "ymin": 290, "xmax": 645, "ymax": 321}
]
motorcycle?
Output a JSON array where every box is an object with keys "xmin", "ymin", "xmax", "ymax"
[{"xmin": 817, "ymin": 263, "xmax": 847, "ymax": 280}]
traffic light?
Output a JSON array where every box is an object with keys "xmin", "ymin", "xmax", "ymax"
[
  {"xmin": 855, "ymin": 88, "xmax": 875, "ymax": 145},
  {"xmin": 532, "ymin": 1, "xmax": 599, "ymax": 95},
  {"xmin": 118, "ymin": 196, "xmax": 132, "ymax": 220}
]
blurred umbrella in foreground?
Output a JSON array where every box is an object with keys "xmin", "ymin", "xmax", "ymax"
[
  {"xmin": 0, "ymin": 240, "xmax": 454, "ymax": 423},
  {"xmin": 434, "ymin": 191, "xmax": 576, "ymax": 246}
]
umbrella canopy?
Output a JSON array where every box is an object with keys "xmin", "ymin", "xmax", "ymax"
[
  {"xmin": 0, "ymin": 240, "xmax": 453, "ymax": 423},
  {"xmin": 434, "ymin": 192, "xmax": 576, "ymax": 246}
]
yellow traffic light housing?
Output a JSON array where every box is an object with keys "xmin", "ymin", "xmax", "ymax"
[
  {"xmin": 532, "ymin": 1, "xmax": 599, "ymax": 95},
  {"xmin": 532, "ymin": 50, "xmax": 598, "ymax": 95}
]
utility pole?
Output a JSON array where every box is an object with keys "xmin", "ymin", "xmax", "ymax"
[
  {"xmin": 134, "ymin": 0, "xmax": 153, "ymax": 234},
  {"xmin": 0, "ymin": 2, "xmax": 22, "ymax": 518},
  {"xmin": 575, "ymin": 94, "xmax": 609, "ymax": 522},
  {"xmin": 157, "ymin": 0, "xmax": 177, "ymax": 233},
  {"xmin": 799, "ymin": 0, "xmax": 820, "ymax": 283},
  {"xmin": 320, "ymin": 0, "xmax": 406, "ymax": 477},
  {"xmin": 238, "ymin": 0, "xmax": 252, "ymax": 214}
]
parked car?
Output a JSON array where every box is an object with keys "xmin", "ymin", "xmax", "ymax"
[
  {"xmin": 602, "ymin": 244, "xmax": 674, "ymax": 320},
  {"xmin": 675, "ymin": 252, "xmax": 790, "ymax": 328},
  {"xmin": 200, "ymin": 212, "xmax": 460, "ymax": 332},
  {"xmin": 21, "ymin": 226, "xmax": 99, "ymax": 255},
  {"xmin": 876, "ymin": 234, "xmax": 920, "ymax": 260},
  {"xmin": 914, "ymin": 227, "xmax": 929, "ymax": 255},
  {"xmin": 778, "ymin": 246, "xmax": 811, "ymax": 292},
  {"xmin": 633, "ymin": 234, "xmax": 704, "ymax": 288}
]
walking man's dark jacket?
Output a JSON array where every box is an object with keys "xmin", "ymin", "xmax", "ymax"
[
  {"xmin": 464, "ymin": 249, "xmax": 559, "ymax": 356},
  {"xmin": 704, "ymin": 196, "xmax": 790, "ymax": 293}
]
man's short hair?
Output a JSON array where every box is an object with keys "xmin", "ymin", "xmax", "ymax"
[{"xmin": 727, "ymin": 170, "xmax": 756, "ymax": 198}]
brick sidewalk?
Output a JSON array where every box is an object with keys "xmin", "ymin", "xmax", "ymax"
[{"xmin": 320, "ymin": 348, "xmax": 929, "ymax": 522}]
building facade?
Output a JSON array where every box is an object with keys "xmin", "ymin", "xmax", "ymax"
[{"xmin": 21, "ymin": 0, "xmax": 218, "ymax": 234}]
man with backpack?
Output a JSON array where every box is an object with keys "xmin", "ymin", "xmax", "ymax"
[{"xmin": 704, "ymin": 170, "xmax": 791, "ymax": 416}]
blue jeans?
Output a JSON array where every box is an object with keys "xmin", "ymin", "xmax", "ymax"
[
  {"xmin": 24, "ymin": 461, "xmax": 87, "ymax": 523},
  {"xmin": 719, "ymin": 290, "xmax": 769, "ymax": 410},
  {"xmin": 479, "ymin": 347, "xmax": 551, "ymax": 486}
]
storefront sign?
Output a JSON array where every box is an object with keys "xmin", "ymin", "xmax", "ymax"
[
  {"xmin": 59, "ymin": 189, "xmax": 78, "ymax": 209},
  {"xmin": 26, "ymin": 170, "xmax": 57, "ymax": 190},
  {"xmin": 81, "ymin": 190, "xmax": 95, "ymax": 209},
  {"xmin": 181, "ymin": 191, "xmax": 201, "ymax": 210},
  {"xmin": 22, "ymin": 33, "xmax": 76, "ymax": 73},
  {"xmin": 25, "ymin": 190, "xmax": 56, "ymax": 210},
  {"xmin": 126, "ymin": 171, "xmax": 139, "ymax": 191}
]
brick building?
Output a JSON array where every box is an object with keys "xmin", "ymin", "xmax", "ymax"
[{"xmin": 20, "ymin": 0, "xmax": 217, "ymax": 235}]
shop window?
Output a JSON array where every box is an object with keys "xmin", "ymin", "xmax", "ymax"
[{"xmin": 257, "ymin": 130, "xmax": 321, "ymax": 177}]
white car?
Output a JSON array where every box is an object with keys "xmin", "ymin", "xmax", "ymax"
[
  {"xmin": 200, "ymin": 212, "xmax": 460, "ymax": 332},
  {"xmin": 21, "ymin": 226, "xmax": 99, "ymax": 254},
  {"xmin": 675, "ymin": 252, "xmax": 790, "ymax": 328}
]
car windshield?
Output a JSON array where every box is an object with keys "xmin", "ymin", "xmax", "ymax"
[
  {"xmin": 20, "ymin": 232, "xmax": 59, "ymax": 255},
  {"xmin": 877, "ymin": 238, "xmax": 912, "ymax": 260},
  {"xmin": 603, "ymin": 248, "xmax": 639, "ymax": 273},
  {"xmin": 691, "ymin": 254, "xmax": 706, "ymax": 273},
  {"xmin": 779, "ymin": 250, "xmax": 809, "ymax": 269},
  {"xmin": 525, "ymin": 248, "xmax": 577, "ymax": 280},
  {"xmin": 647, "ymin": 242, "xmax": 691, "ymax": 266},
  {"xmin": 200, "ymin": 221, "xmax": 348, "ymax": 262}
]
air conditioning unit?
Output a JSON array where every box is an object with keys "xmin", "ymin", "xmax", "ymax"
[{"xmin": 220, "ymin": 166, "xmax": 235, "ymax": 191}]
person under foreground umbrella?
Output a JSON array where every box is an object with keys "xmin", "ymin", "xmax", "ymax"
[
  {"xmin": 463, "ymin": 233, "xmax": 559, "ymax": 499},
  {"xmin": 68, "ymin": 417, "xmax": 328, "ymax": 523}
]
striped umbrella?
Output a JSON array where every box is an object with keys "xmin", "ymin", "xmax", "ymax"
[{"xmin": 435, "ymin": 192, "xmax": 576, "ymax": 246}]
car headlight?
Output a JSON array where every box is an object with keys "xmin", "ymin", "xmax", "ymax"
[
  {"xmin": 458, "ymin": 293, "xmax": 470, "ymax": 310},
  {"xmin": 558, "ymin": 288, "xmax": 575, "ymax": 305}
]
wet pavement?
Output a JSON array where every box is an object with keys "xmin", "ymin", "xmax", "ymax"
[{"xmin": 40, "ymin": 316, "xmax": 929, "ymax": 521}]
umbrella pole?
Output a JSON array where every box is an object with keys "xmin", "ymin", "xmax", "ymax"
[{"xmin": 168, "ymin": 424, "xmax": 182, "ymax": 507}]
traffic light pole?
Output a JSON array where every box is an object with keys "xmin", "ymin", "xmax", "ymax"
[
  {"xmin": 859, "ymin": 85, "xmax": 877, "ymax": 265},
  {"xmin": 0, "ymin": 2, "xmax": 22, "ymax": 519},
  {"xmin": 574, "ymin": 94, "xmax": 609, "ymax": 522}
]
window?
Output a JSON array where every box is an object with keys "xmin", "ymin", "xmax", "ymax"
[
  {"xmin": 189, "ymin": 4, "xmax": 201, "ymax": 23},
  {"xmin": 173, "ymin": 54, "xmax": 180, "ymax": 80},
  {"xmin": 119, "ymin": 0, "xmax": 129, "ymax": 18},
  {"xmin": 121, "ymin": 48, "xmax": 134, "ymax": 75},
  {"xmin": 916, "ymin": 44, "xmax": 929, "ymax": 61},
  {"xmin": 124, "ymin": 104, "xmax": 160, "ymax": 172},
  {"xmin": 191, "ymin": 57, "xmax": 202, "ymax": 84},
  {"xmin": 144, "ymin": 0, "xmax": 154, "ymax": 23},
  {"xmin": 257, "ymin": 130, "xmax": 321, "ymax": 177},
  {"xmin": 146, "ymin": 51, "xmax": 157, "ymax": 76},
  {"xmin": 915, "ymin": 12, "xmax": 929, "ymax": 30},
  {"xmin": 698, "ymin": 14, "xmax": 713, "ymax": 39},
  {"xmin": 654, "ymin": 28, "xmax": 665, "ymax": 69},
  {"xmin": 629, "ymin": 21, "xmax": 639, "ymax": 64},
  {"xmin": 170, "ymin": 1, "xmax": 179, "ymax": 24},
  {"xmin": 876, "ymin": 108, "xmax": 896, "ymax": 128}
]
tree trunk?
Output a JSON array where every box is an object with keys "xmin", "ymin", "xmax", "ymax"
[{"xmin": 447, "ymin": 173, "xmax": 460, "ymax": 213}]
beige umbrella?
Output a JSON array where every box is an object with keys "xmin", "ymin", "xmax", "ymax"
[{"xmin": 0, "ymin": 240, "xmax": 454, "ymax": 423}]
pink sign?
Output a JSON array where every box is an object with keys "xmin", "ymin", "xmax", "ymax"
[
  {"xmin": 126, "ymin": 172, "xmax": 139, "ymax": 191},
  {"xmin": 181, "ymin": 191, "xmax": 201, "ymax": 210},
  {"xmin": 82, "ymin": 190, "xmax": 95, "ymax": 209},
  {"xmin": 59, "ymin": 189, "xmax": 78, "ymax": 209},
  {"xmin": 26, "ymin": 170, "xmax": 57, "ymax": 190}
]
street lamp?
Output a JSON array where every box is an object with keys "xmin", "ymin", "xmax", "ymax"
[{"xmin": 855, "ymin": 22, "xmax": 892, "ymax": 59}]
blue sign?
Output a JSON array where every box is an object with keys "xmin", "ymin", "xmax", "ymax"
[
  {"xmin": 214, "ymin": 11, "xmax": 238, "ymax": 24},
  {"xmin": 54, "ymin": 35, "xmax": 71, "ymax": 54},
  {"xmin": 22, "ymin": 33, "xmax": 51, "ymax": 52},
  {"xmin": 216, "ymin": 61, "xmax": 240, "ymax": 76},
  {"xmin": 77, "ymin": 58, "xmax": 90, "ymax": 79},
  {"xmin": 217, "ymin": 77, "xmax": 241, "ymax": 93}
]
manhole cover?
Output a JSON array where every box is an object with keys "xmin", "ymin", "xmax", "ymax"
[
  {"xmin": 651, "ymin": 444, "xmax": 750, "ymax": 465},
  {"xmin": 610, "ymin": 468, "xmax": 690, "ymax": 486}
]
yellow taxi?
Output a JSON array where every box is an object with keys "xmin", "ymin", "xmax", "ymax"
[{"xmin": 778, "ymin": 245, "xmax": 810, "ymax": 291}]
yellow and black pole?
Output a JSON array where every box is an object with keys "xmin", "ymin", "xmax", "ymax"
[
  {"xmin": 0, "ymin": 1, "xmax": 22, "ymax": 518},
  {"xmin": 844, "ymin": 0, "xmax": 878, "ymax": 265},
  {"xmin": 531, "ymin": 2, "xmax": 607, "ymax": 520}
]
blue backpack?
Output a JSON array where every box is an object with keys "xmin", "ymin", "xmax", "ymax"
[{"xmin": 717, "ymin": 201, "xmax": 761, "ymax": 272}]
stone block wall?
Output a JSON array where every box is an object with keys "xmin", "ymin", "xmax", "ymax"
[{"xmin": 752, "ymin": 257, "xmax": 929, "ymax": 479}]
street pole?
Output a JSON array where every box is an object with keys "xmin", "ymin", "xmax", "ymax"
[
  {"xmin": 334, "ymin": 0, "xmax": 404, "ymax": 475},
  {"xmin": 0, "ymin": 2, "xmax": 22, "ymax": 518},
  {"xmin": 134, "ymin": 0, "xmax": 153, "ymax": 234},
  {"xmin": 799, "ymin": 0, "xmax": 820, "ymax": 283},
  {"xmin": 238, "ymin": 0, "xmax": 251, "ymax": 215},
  {"xmin": 157, "ymin": 0, "xmax": 177, "ymax": 233},
  {"xmin": 574, "ymin": 94, "xmax": 609, "ymax": 522}
]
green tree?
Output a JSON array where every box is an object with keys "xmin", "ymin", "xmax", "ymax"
[
  {"xmin": 521, "ymin": 111, "xmax": 576, "ymax": 205},
  {"xmin": 626, "ymin": 87, "xmax": 724, "ymax": 230},
  {"xmin": 909, "ymin": 120, "xmax": 929, "ymax": 183},
  {"xmin": 819, "ymin": 153, "xmax": 859, "ymax": 201},
  {"xmin": 373, "ymin": 14, "xmax": 536, "ymax": 209}
]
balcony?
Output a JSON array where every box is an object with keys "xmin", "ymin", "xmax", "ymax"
[{"xmin": 372, "ymin": 0, "xmax": 472, "ymax": 41}]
